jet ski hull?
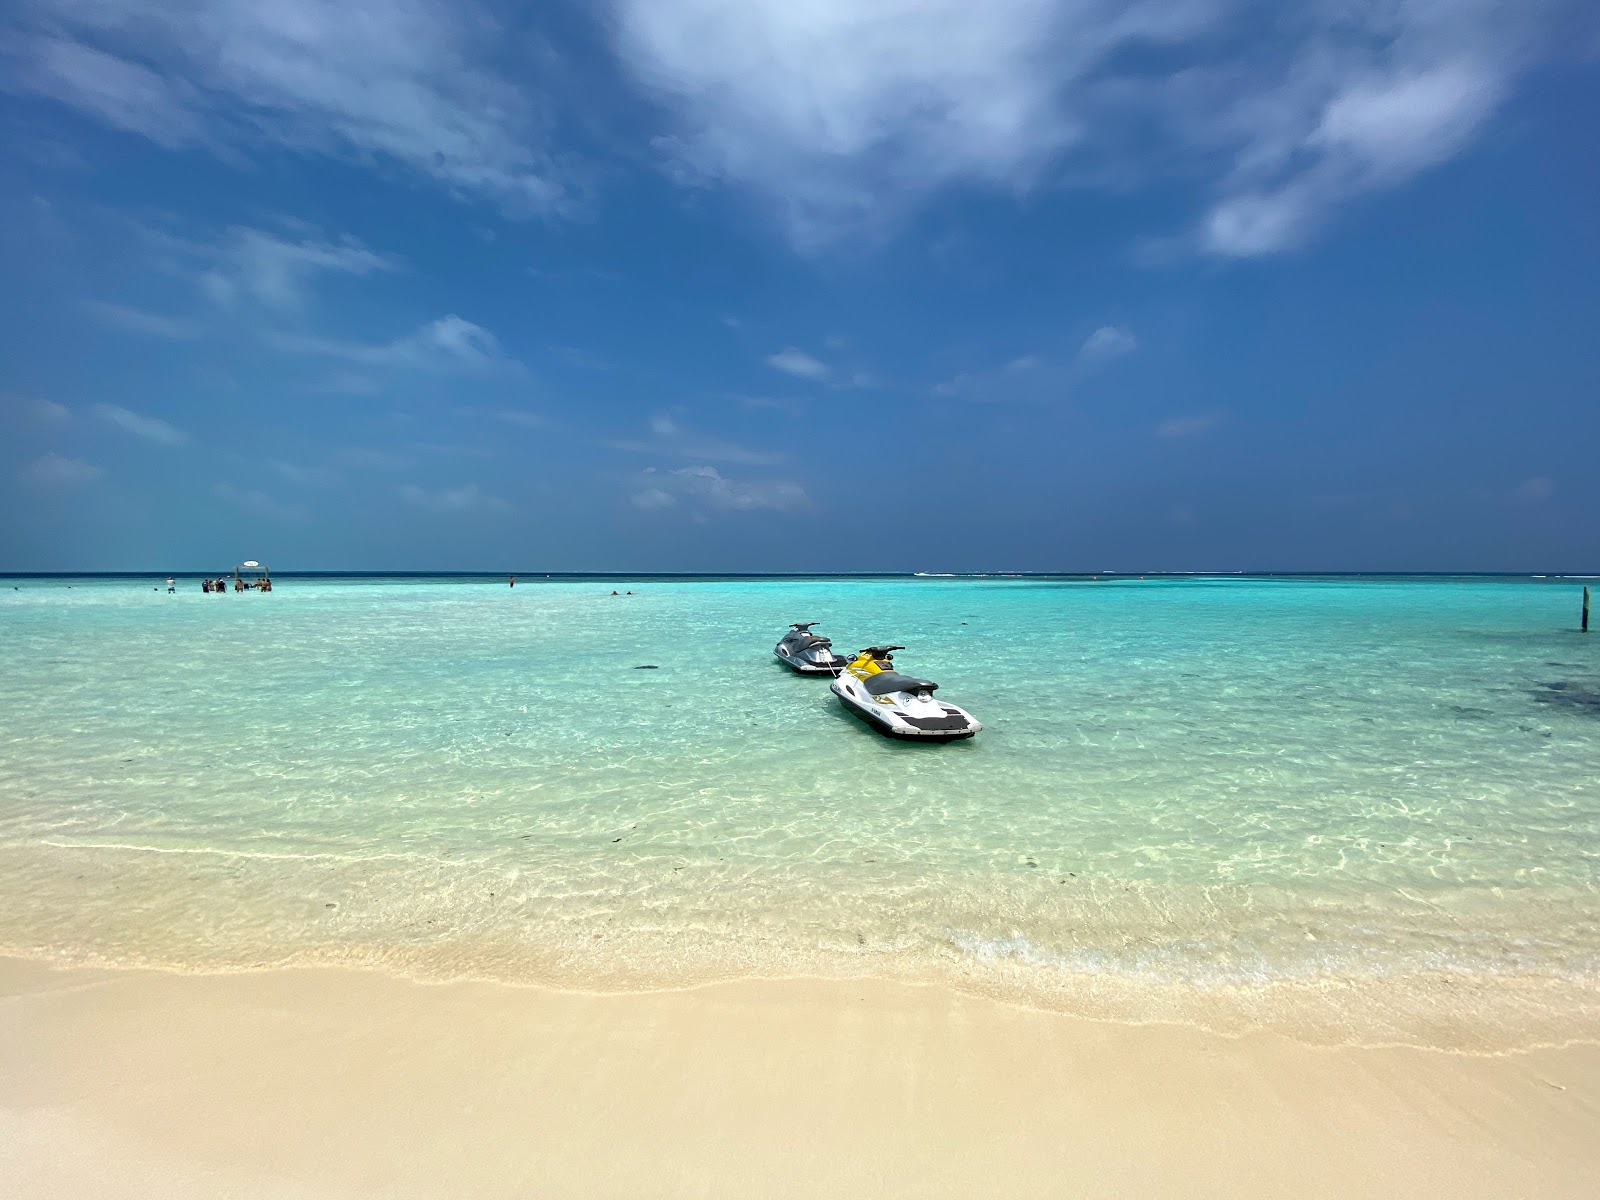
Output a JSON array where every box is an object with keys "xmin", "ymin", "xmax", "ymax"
[
  {"xmin": 829, "ymin": 679, "xmax": 980, "ymax": 741},
  {"xmin": 774, "ymin": 647, "xmax": 844, "ymax": 674}
]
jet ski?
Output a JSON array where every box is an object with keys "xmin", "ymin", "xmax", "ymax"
[
  {"xmin": 773, "ymin": 622, "xmax": 849, "ymax": 675},
  {"xmin": 829, "ymin": 646, "xmax": 982, "ymax": 741}
]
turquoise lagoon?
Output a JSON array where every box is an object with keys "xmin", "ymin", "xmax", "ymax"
[{"xmin": 2, "ymin": 574, "xmax": 1598, "ymax": 1046}]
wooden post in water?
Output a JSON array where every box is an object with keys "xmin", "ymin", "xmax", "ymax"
[{"xmin": 1584, "ymin": 586, "xmax": 1591, "ymax": 633}]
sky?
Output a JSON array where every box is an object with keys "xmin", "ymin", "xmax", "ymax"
[{"xmin": 2, "ymin": 0, "xmax": 1598, "ymax": 573}]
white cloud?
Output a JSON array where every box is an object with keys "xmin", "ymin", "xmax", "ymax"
[
  {"xmin": 1200, "ymin": 56, "xmax": 1514, "ymax": 256},
  {"xmin": 270, "ymin": 459, "xmax": 340, "ymax": 487},
  {"xmin": 196, "ymin": 226, "xmax": 396, "ymax": 309},
  {"xmin": 82, "ymin": 300, "xmax": 201, "ymax": 340},
  {"xmin": 5, "ymin": 1, "xmax": 1560, "ymax": 256},
  {"xmin": 1078, "ymin": 325, "xmax": 1137, "ymax": 362},
  {"xmin": 213, "ymin": 481, "xmax": 309, "ymax": 521},
  {"xmin": 1156, "ymin": 412, "xmax": 1222, "ymax": 438},
  {"xmin": 933, "ymin": 352, "xmax": 1075, "ymax": 404},
  {"xmin": 5, "ymin": 0, "xmax": 572, "ymax": 216},
  {"xmin": 630, "ymin": 487, "xmax": 676, "ymax": 510},
  {"xmin": 608, "ymin": 0, "xmax": 1557, "ymax": 252},
  {"xmin": 765, "ymin": 347, "xmax": 829, "ymax": 380},
  {"xmin": 6, "ymin": 396, "xmax": 71, "ymax": 423},
  {"xmin": 6, "ymin": 35, "xmax": 205, "ymax": 148},
  {"xmin": 605, "ymin": 414, "xmax": 781, "ymax": 465},
  {"xmin": 634, "ymin": 464, "xmax": 810, "ymax": 514},
  {"xmin": 93, "ymin": 403, "xmax": 189, "ymax": 445},
  {"xmin": 399, "ymin": 482, "xmax": 510, "ymax": 512},
  {"xmin": 1514, "ymin": 475, "xmax": 1554, "ymax": 503},
  {"xmin": 274, "ymin": 315, "xmax": 514, "ymax": 374},
  {"xmin": 19, "ymin": 452, "xmax": 104, "ymax": 487}
]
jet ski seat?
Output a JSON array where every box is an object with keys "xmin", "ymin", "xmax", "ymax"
[
  {"xmin": 792, "ymin": 633, "xmax": 832, "ymax": 651},
  {"xmin": 864, "ymin": 671, "xmax": 938, "ymax": 696}
]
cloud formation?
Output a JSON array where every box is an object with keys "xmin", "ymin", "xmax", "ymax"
[
  {"xmin": 609, "ymin": 0, "xmax": 1560, "ymax": 252},
  {"xmin": 1156, "ymin": 411, "xmax": 1222, "ymax": 438},
  {"xmin": 19, "ymin": 452, "xmax": 104, "ymax": 487},
  {"xmin": 93, "ymin": 403, "xmax": 189, "ymax": 444},
  {"xmin": 631, "ymin": 465, "xmax": 809, "ymax": 513},
  {"xmin": 197, "ymin": 226, "xmax": 396, "ymax": 310},
  {"xmin": 1079, "ymin": 325, "xmax": 1137, "ymax": 362},
  {"xmin": 3, "ymin": 0, "xmax": 1566, "ymax": 257},
  {"xmin": 606, "ymin": 414, "xmax": 780, "ymax": 465},
  {"xmin": 275, "ymin": 315, "xmax": 514, "ymax": 374},
  {"xmin": 765, "ymin": 347, "xmax": 830, "ymax": 381},
  {"xmin": 5, "ymin": 0, "xmax": 572, "ymax": 216},
  {"xmin": 83, "ymin": 300, "xmax": 201, "ymax": 340}
]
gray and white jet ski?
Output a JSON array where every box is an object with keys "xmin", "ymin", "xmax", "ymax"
[
  {"xmin": 773, "ymin": 622, "xmax": 849, "ymax": 675},
  {"xmin": 830, "ymin": 646, "xmax": 982, "ymax": 741}
]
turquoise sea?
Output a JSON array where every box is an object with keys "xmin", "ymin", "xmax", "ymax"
[{"xmin": 2, "ymin": 574, "xmax": 1598, "ymax": 1047}]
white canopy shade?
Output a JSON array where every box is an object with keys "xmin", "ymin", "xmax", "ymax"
[{"xmin": 242, "ymin": 560, "xmax": 261, "ymax": 568}]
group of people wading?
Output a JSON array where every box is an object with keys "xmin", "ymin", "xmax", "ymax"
[{"xmin": 201, "ymin": 575, "xmax": 272, "ymax": 593}]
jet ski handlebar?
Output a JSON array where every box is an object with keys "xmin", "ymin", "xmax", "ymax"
[
  {"xmin": 861, "ymin": 645, "xmax": 905, "ymax": 657},
  {"xmin": 790, "ymin": 622, "xmax": 821, "ymax": 631}
]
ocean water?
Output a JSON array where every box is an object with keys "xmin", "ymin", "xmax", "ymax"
[{"xmin": 2, "ymin": 574, "xmax": 1598, "ymax": 1047}]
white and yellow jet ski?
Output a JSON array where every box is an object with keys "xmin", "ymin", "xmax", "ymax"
[
  {"xmin": 773, "ymin": 622, "xmax": 849, "ymax": 675},
  {"xmin": 829, "ymin": 645, "xmax": 981, "ymax": 741}
]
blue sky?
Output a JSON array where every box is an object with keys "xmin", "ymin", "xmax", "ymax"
[{"xmin": 2, "ymin": 0, "xmax": 1598, "ymax": 572}]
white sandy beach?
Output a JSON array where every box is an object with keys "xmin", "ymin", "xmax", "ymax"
[{"xmin": 4, "ymin": 956, "xmax": 1598, "ymax": 1199}]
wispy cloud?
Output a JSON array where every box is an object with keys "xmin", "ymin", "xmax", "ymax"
[
  {"xmin": 6, "ymin": 396, "xmax": 72, "ymax": 424},
  {"xmin": 19, "ymin": 452, "xmax": 104, "ymax": 487},
  {"xmin": 489, "ymin": 408, "xmax": 544, "ymax": 429},
  {"xmin": 630, "ymin": 487, "xmax": 676, "ymax": 511},
  {"xmin": 82, "ymin": 300, "xmax": 201, "ymax": 340},
  {"xmin": 608, "ymin": 0, "xmax": 1559, "ymax": 253},
  {"xmin": 765, "ymin": 347, "xmax": 829, "ymax": 381},
  {"xmin": 631, "ymin": 465, "xmax": 809, "ymax": 514},
  {"xmin": 93, "ymin": 403, "xmax": 189, "ymax": 445},
  {"xmin": 274, "ymin": 315, "xmax": 516, "ymax": 374},
  {"xmin": 1078, "ymin": 325, "xmax": 1137, "ymax": 363},
  {"xmin": 213, "ymin": 482, "xmax": 309, "ymax": 521},
  {"xmin": 605, "ymin": 413, "xmax": 780, "ymax": 465},
  {"xmin": 1514, "ymin": 475, "xmax": 1554, "ymax": 503},
  {"xmin": 197, "ymin": 226, "xmax": 396, "ymax": 309},
  {"xmin": 1156, "ymin": 412, "xmax": 1223, "ymax": 438},
  {"xmin": 1199, "ymin": 57, "xmax": 1516, "ymax": 256},
  {"xmin": 935, "ymin": 323, "xmax": 1137, "ymax": 403},
  {"xmin": 270, "ymin": 459, "xmax": 340, "ymax": 487},
  {"xmin": 5, "ymin": 0, "xmax": 573, "ymax": 217},
  {"xmin": 399, "ymin": 482, "xmax": 510, "ymax": 513}
]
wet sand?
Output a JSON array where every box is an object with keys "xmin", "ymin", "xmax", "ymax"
[{"xmin": 3, "ymin": 956, "xmax": 1598, "ymax": 1198}]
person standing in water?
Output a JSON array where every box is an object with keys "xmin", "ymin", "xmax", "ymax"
[
  {"xmin": 166, "ymin": 577, "xmax": 175, "ymax": 593},
  {"xmin": 509, "ymin": 574, "xmax": 515, "ymax": 588}
]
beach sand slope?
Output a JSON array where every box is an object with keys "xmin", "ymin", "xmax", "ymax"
[{"xmin": 3, "ymin": 957, "xmax": 1598, "ymax": 1198}]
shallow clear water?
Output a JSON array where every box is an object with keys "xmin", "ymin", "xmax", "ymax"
[{"xmin": 2, "ymin": 575, "xmax": 1598, "ymax": 1046}]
